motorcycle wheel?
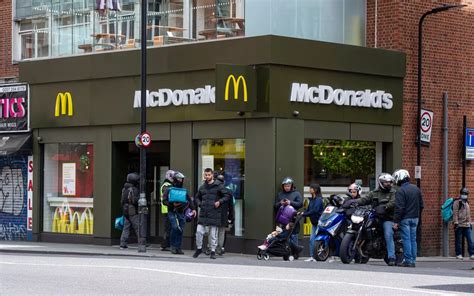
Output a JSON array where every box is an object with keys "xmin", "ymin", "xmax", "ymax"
[
  {"xmin": 340, "ymin": 234, "xmax": 356, "ymax": 264},
  {"xmin": 314, "ymin": 241, "xmax": 330, "ymax": 261}
]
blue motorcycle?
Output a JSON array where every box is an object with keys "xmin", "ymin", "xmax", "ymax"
[{"xmin": 313, "ymin": 195, "xmax": 350, "ymax": 261}]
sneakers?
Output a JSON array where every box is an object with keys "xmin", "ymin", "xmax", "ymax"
[
  {"xmin": 304, "ymin": 257, "xmax": 316, "ymax": 262},
  {"xmin": 216, "ymin": 247, "xmax": 224, "ymax": 256},
  {"xmin": 328, "ymin": 256, "xmax": 336, "ymax": 263},
  {"xmin": 456, "ymin": 255, "xmax": 463, "ymax": 259},
  {"xmin": 161, "ymin": 247, "xmax": 170, "ymax": 252},
  {"xmin": 387, "ymin": 258, "xmax": 396, "ymax": 266},
  {"xmin": 176, "ymin": 249, "xmax": 184, "ymax": 255},
  {"xmin": 210, "ymin": 251, "xmax": 216, "ymax": 259},
  {"xmin": 470, "ymin": 255, "xmax": 474, "ymax": 260},
  {"xmin": 193, "ymin": 249, "xmax": 203, "ymax": 258},
  {"xmin": 399, "ymin": 261, "xmax": 415, "ymax": 268},
  {"xmin": 119, "ymin": 245, "xmax": 128, "ymax": 250}
]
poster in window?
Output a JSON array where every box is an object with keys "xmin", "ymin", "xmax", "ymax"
[{"xmin": 62, "ymin": 163, "xmax": 76, "ymax": 196}]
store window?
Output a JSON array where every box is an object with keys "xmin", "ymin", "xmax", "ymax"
[
  {"xmin": 198, "ymin": 139, "xmax": 245, "ymax": 236},
  {"xmin": 304, "ymin": 139, "xmax": 376, "ymax": 190},
  {"xmin": 43, "ymin": 143, "xmax": 94, "ymax": 235}
]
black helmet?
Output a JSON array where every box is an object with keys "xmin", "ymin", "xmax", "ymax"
[
  {"xmin": 126, "ymin": 172, "xmax": 139, "ymax": 185},
  {"xmin": 460, "ymin": 188, "xmax": 469, "ymax": 195}
]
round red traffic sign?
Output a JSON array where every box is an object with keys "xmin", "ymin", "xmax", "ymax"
[
  {"xmin": 420, "ymin": 111, "xmax": 432, "ymax": 133},
  {"xmin": 140, "ymin": 132, "xmax": 152, "ymax": 148}
]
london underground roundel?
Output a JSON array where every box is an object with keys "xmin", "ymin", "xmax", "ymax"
[{"xmin": 140, "ymin": 132, "xmax": 152, "ymax": 148}]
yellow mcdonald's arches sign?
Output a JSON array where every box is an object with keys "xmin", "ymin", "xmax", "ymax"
[
  {"xmin": 55, "ymin": 92, "xmax": 73, "ymax": 117},
  {"xmin": 225, "ymin": 75, "xmax": 248, "ymax": 102}
]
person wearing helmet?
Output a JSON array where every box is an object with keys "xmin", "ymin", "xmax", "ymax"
[
  {"xmin": 120, "ymin": 172, "xmax": 143, "ymax": 249},
  {"xmin": 356, "ymin": 173, "xmax": 397, "ymax": 265},
  {"xmin": 342, "ymin": 183, "xmax": 362, "ymax": 209},
  {"xmin": 159, "ymin": 169, "xmax": 175, "ymax": 251},
  {"xmin": 275, "ymin": 177, "xmax": 303, "ymax": 247},
  {"xmin": 392, "ymin": 169, "xmax": 424, "ymax": 267},
  {"xmin": 453, "ymin": 188, "xmax": 473, "ymax": 259},
  {"xmin": 162, "ymin": 171, "xmax": 196, "ymax": 255}
]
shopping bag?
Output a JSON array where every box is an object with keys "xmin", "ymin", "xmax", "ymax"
[{"xmin": 115, "ymin": 215, "xmax": 125, "ymax": 230}]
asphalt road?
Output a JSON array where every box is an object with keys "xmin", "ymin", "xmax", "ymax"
[{"xmin": 1, "ymin": 253, "xmax": 473, "ymax": 295}]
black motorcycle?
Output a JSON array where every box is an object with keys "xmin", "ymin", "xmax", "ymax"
[{"xmin": 340, "ymin": 206, "xmax": 403, "ymax": 265}]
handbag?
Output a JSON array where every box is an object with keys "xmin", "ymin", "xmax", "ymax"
[{"xmin": 115, "ymin": 215, "xmax": 125, "ymax": 230}]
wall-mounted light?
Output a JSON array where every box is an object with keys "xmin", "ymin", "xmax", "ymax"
[
  {"xmin": 237, "ymin": 111, "xmax": 245, "ymax": 116},
  {"xmin": 292, "ymin": 110, "xmax": 299, "ymax": 117}
]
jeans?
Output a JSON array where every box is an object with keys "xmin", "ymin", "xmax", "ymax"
[
  {"xmin": 309, "ymin": 224, "xmax": 318, "ymax": 258},
  {"xmin": 290, "ymin": 234, "xmax": 299, "ymax": 246},
  {"xmin": 168, "ymin": 211, "xmax": 185, "ymax": 249},
  {"xmin": 383, "ymin": 221, "xmax": 395, "ymax": 259},
  {"xmin": 455, "ymin": 226, "xmax": 474, "ymax": 256},
  {"xmin": 162, "ymin": 214, "xmax": 171, "ymax": 248},
  {"xmin": 400, "ymin": 218, "xmax": 419, "ymax": 264}
]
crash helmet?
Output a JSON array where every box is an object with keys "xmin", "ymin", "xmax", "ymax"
[
  {"xmin": 378, "ymin": 173, "xmax": 394, "ymax": 192},
  {"xmin": 126, "ymin": 172, "xmax": 139, "ymax": 185},
  {"xmin": 173, "ymin": 171, "xmax": 185, "ymax": 187},
  {"xmin": 330, "ymin": 194, "xmax": 346, "ymax": 207},
  {"xmin": 392, "ymin": 169, "xmax": 410, "ymax": 186},
  {"xmin": 347, "ymin": 183, "xmax": 362, "ymax": 197},
  {"xmin": 460, "ymin": 187, "xmax": 469, "ymax": 200},
  {"xmin": 164, "ymin": 169, "xmax": 175, "ymax": 182},
  {"xmin": 281, "ymin": 177, "xmax": 294, "ymax": 191}
]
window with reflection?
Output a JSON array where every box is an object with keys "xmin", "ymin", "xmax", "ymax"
[
  {"xmin": 43, "ymin": 143, "xmax": 94, "ymax": 235},
  {"xmin": 198, "ymin": 139, "xmax": 245, "ymax": 237}
]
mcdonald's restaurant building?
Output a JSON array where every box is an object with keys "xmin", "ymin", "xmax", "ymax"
[{"xmin": 21, "ymin": 35, "xmax": 405, "ymax": 252}]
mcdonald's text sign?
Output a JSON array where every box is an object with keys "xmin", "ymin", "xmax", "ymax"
[{"xmin": 216, "ymin": 64, "xmax": 257, "ymax": 112}]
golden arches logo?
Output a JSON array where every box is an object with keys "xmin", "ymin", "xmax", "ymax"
[
  {"xmin": 55, "ymin": 92, "xmax": 73, "ymax": 117},
  {"xmin": 225, "ymin": 75, "xmax": 247, "ymax": 102}
]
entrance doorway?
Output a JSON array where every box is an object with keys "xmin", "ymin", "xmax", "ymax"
[{"xmin": 112, "ymin": 141, "xmax": 170, "ymax": 243}]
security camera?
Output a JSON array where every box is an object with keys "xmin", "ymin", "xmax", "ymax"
[{"xmin": 292, "ymin": 110, "xmax": 299, "ymax": 117}]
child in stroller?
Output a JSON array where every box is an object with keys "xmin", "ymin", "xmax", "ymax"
[{"xmin": 257, "ymin": 211, "xmax": 304, "ymax": 261}]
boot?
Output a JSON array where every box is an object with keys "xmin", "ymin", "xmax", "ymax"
[
  {"xmin": 193, "ymin": 249, "xmax": 202, "ymax": 258},
  {"xmin": 210, "ymin": 251, "xmax": 217, "ymax": 259}
]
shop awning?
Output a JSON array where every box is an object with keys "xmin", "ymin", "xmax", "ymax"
[{"xmin": 0, "ymin": 133, "xmax": 32, "ymax": 156}]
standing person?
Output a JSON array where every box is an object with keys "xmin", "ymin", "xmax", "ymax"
[
  {"xmin": 453, "ymin": 188, "xmax": 474, "ymax": 259},
  {"xmin": 162, "ymin": 171, "xmax": 196, "ymax": 255},
  {"xmin": 392, "ymin": 169, "xmax": 424, "ymax": 267},
  {"xmin": 356, "ymin": 173, "xmax": 397, "ymax": 265},
  {"xmin": 275, "ymin": 177, "xmax": 303, "ymax": 245},
  {"xmin": 159, "ymin": 169, "xmax": 175, "ymax": 251},
  {"xmin": 119, "ymin": 173, "xmax": 143, "ymax": 249},
  {"xmin": 300, "ymin": 184, "xmax": 324, "ymax": 262},
  {"xmin": 193, "ymin": 168, "xmax": 231, "ymax": 259},
  {"xmin": 215, "ymin": 172, "xmax": 234, "ymax": 255}
]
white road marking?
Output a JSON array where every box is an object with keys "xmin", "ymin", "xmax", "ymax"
[{"xmin": 0, "ymin": 261, "xmax": 459, "ymax": 296}]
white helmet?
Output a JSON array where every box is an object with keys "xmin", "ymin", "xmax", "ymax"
[
  {"xmin": 378, "ymin": 173, "xmax": 394, "ymax": 191},
  {"xmin": 392, "ymin": 169, "xmax": 410, "ymax": 185},
  {"xmin": 348, "ymin": 183, "xmax": 362, "ymax": 196}
]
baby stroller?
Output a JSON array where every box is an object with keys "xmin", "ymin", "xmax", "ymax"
[{"xmin": 257, "ymin": 207, "xmax": 304, "ymax": 261}]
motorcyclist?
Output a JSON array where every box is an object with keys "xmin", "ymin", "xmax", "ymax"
[{"xmin": 356, "ymin": 173, "xmax": 397, "ymax": 265}]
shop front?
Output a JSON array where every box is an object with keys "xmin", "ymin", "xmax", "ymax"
[{"xmin": 21, "ymin": 35, "xmax": 405, "ymax": 252}]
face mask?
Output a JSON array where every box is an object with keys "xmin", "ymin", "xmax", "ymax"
[{"xmin": 460, "ymin": 195, "xmax": 468, "ymax": 200}]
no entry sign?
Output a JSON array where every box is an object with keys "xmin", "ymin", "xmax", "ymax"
[{"xmin": 420, "ymin": 109, "xmax": 433, "ymax": 144}]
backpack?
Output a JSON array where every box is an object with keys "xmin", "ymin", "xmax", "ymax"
[
  {"xmin": 168, "ymin": 187, "xmax": 187, "ymax": 203},
  {"xmin": 441, "ymin": 198, "xmax": 454, "ymax": 222}
]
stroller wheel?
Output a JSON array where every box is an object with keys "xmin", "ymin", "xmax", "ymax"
[
  {"xmin": 257, "ymin": 251, "xmax": 263, "ymax": 260},
  {"xmin": 263, "ymin": 254, "xmax": 270, "ymax": 261},
  {"xmin": 289, "ymin": 255, "xmax": 295, "ymax": 261}
]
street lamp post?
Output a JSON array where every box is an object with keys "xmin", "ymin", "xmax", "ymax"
[
  {"xmin": 138, "ymin": 0, "xmax": 148, "ymax": 253},
  {"xmin": 416, "ymin": 4, "xmax": 465, "ymax": 257},
  {"xmin": 416, "ymin": 4, "xmax": 466, "ymax": 189}
]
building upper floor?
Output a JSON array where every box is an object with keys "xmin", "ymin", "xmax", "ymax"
[{"xmin": 13, "ymin": 0, "xmax": 366, "ymax": 61}]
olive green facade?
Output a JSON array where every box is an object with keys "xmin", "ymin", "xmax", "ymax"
[{"xmin": 21, "ymin": 36, "xmax": 405, "ymax": 251}]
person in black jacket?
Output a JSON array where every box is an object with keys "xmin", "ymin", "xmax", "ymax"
[
  {"xmin": 299, "ymin": 183, "xmax": 324, "ymax": 262},
  {"xmin": 119, "ymin": 173, "xmax": 142, "ymax": 249},
  {"xmin": 392, "ymin": 169, "xmax": 424, "ymax": 267},
  {"xmin": 275, "ymin": 177, "xmax": 303, "ymax": 245},
  {"xmin": 162, "ymin": 171, "xmax": 196, "ymax": 255},
  {"xmin": 193, "ymin": 168, "xmax": 230, "ymax": 259}
]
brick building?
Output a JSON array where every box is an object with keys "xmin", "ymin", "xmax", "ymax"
[{"xmin": 0, "ymin": 1, "xmax": 472, "ymax": 256}]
